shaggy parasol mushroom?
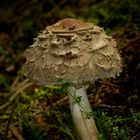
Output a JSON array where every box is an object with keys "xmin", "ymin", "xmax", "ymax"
[{"xmin": 24, "ymin": 18, "xmax": 122, "ymax": 140}]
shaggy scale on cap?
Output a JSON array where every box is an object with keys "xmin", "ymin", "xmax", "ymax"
[{"xmin": 24, "ymin": 18, "xmax": 122, "ymax": 86}]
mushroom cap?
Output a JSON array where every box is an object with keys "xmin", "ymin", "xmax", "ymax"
[{"xmin": 24, "ymin": 18, "xmax": 122, "ymax": 86}]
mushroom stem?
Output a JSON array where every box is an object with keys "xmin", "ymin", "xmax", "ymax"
[{"xmin": 67, "ymin": 86, "xmax": 99, "ymax": 140}]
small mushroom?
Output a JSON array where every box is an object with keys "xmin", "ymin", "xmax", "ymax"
[{"xmin": 24, "ymin": 18, "xmax": 122, "ymax": 140}]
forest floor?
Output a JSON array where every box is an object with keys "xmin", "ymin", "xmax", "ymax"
[{"xmin": 0, "ymin": 0, "xmax": 140, "ymax": 140}]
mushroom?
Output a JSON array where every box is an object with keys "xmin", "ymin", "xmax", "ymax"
[{"xmin": 24, "ymin": 18, "xmax": 122, "ymax": 140}]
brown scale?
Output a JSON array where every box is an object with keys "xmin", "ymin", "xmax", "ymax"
[{"xmin": 24, "ymin": 18, "xmax": 122, "ymax": 86}]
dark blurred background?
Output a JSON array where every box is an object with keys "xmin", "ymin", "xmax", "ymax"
[{"xmin": 0, "ymin": 0, "xmax": 140, "ymax": 139}]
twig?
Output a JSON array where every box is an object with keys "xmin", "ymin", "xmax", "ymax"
[
  {"xmin": 96, "ymin": 104, "xmax": 125, "ymax": 109},
  {"xmin": 130, "ymin": 133, "xmax": 140, "ymax": 140},
  {"xmin": 46, "ymin": 96, "xmax": 68, "ymax": 110},
  {"xmin": 99, "ymin": 81, "xmax": 120, "ymax": 88},
  {"xmin": 10, "ymin": 76, "xmax": 20, "ymax": 91},
  {"xmin": 32, "ymin": 96, "xmax": 68, "ymax": 116},
  {"xmin": 14, "ymin": 79, "xmax": 30, "ymax": 91},
  {"xmin": 9, "ymin": 126, "xmax": 25, "ymax": 140},
  {"xmin": 0, "ymin": 82, "xmax": 32, "ymax": 111}
]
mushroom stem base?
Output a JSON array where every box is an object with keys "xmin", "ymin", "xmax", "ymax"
[{"xmin": 67, "ymin": 86, "xmax": 98, "ymax": 140}]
